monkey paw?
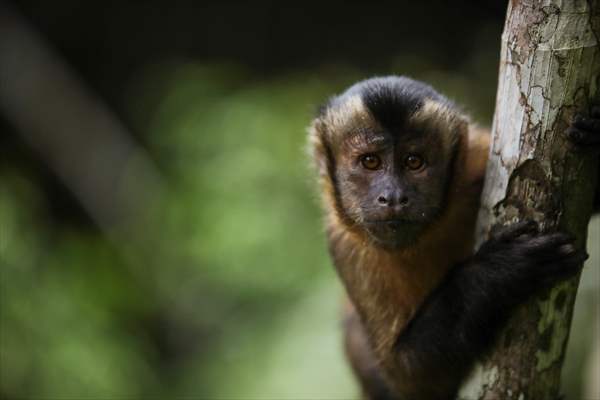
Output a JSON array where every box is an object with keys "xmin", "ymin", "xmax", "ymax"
[
  {"xmin": 478, "ymin": 221, "xmax": 588, "ymax": 285},
  {"xmin": 566, "ymin": 106, "xmax": 600, "ymax": 150}
]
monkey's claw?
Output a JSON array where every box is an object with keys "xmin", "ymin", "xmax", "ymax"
[{"xmin": 489, "ymin": 220, "xmax": 538, "ymax": 242}]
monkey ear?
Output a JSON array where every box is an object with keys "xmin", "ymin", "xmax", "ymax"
[
  {"xmin": 438, "ymin": 105, "xmax": 470, "ymax": 149},
  {"xmin": 308, "ymin": 118, "xmax": 331, "ymax": 177},
  {"xmin": 454, "ymin": 115, "xmax": 470, "ymax": 143},
  {"xmin": 308, "ymin": 118, "xmax": 341, "ymax": 215},
  {"xmin": 455, "ymin": 114, "xmax": 469, "ymax": 132},
  {"xmin": 440, "ymin": 107, "xmax": 470, "ymax": 151}
]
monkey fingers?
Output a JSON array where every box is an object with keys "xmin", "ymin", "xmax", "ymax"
[
  {"xmin": 487, "ymin": 220, "xmax": 539, "ymax": 243},
  {"xmin": 479, "ymin": 229, "xmax": 587, "ymax": 287},
  {"xmin": 566, "ymin": 106, "xmax": 600, "ymax": 148}
]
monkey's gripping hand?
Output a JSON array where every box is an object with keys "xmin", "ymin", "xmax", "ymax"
[
  {"xmin": 567, "ymin": 106, "xmax": 600, "ymax": 149},
  {"xmin": 390, "ymin": 221, "xmax": 587, "ymax": 400},
  {"xmin": 473, "ymin": 220, "xmax": 587, "ymax": 288},
  {"xmin": 567, "ymin": 106, "xmax": 600, "ymax": 212}
]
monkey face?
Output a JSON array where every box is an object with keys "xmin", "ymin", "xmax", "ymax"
[
  {"xmin": 333, "ymin": 128, "xmax": 452, "ymax": 248},
  {"xmin": 311, "ymin": 76, "xmax": 467, "ymax": 249}
]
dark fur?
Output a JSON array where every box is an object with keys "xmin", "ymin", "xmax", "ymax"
[
  {"xmin": 392, "ymin": 222, "xmax": 586, "ymax": 399},
  {"xmin": 309, "ymin": 76, "xmax": 599, "ymax": 400},
  {"xmin": 355, "ymin": 76, "xmax": 446, "ymax": 132},
  {"xmin": 568, "ymin": 106, "xmax": 600, "ymax": 211}
]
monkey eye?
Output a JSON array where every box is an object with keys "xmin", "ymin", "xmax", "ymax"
[
  {"xmin": 405, "ymin": 154, "xmax": 425, "ymax": 170},
  {"xmin": 360, "ymin": 154, "xmax": 382, "ymax": 170}
]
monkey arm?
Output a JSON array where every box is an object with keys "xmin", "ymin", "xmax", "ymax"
[
  {"xmin": 344, "ymin": 305, "xmax": 398, "ymax": 400},
  {"xmin": 386, "ymin": 222, "xmax": 586, "ymax": 399}
]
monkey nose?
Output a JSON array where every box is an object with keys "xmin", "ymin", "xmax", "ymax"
[{"xmin": 376, "ymin": 194, "xmax": 409, "ymax": 208}]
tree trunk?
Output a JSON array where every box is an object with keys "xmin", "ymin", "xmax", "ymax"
[{"xmin": 459, "ymin": 1, "xmax": 600, "ymax": 399}]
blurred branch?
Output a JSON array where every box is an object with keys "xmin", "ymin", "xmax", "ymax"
[{"xmin": 0, "ymin": 3, "xmax": 165, "ymax": 237}]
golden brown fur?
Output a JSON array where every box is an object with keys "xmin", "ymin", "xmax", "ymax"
[
  {"xmin": 309, "ymin": 100, "xmax": 490, "ymax": 396},
  {"xmin": 310, "ymin": 75, "xmax": 595, "ymax": 399}
]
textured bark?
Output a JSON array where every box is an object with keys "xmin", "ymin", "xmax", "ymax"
[{"xmin": 459, "ymin": 1, "xmax": 600, "ymax": 399}]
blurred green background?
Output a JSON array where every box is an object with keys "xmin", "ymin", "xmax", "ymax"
[{"xmin": 0, "ymin": 2, "xmax": 598, "ymax": 399}]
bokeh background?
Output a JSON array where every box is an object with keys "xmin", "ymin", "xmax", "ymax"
[{"xmin": 0, "ymin": 1, "xmax": 598, "ymax": 399}]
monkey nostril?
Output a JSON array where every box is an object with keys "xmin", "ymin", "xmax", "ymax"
[
  {"xmin": 399, "ymin": 197, "xmax": 409, "ymax": 206},
  {"xmin": 377, "ymin": 196, "xmax": 388, "ymax": 205}
]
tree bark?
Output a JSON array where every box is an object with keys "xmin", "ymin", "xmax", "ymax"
[{"xmin": 459, "ymin": 1, "xmax": 600, "ymax": 399}]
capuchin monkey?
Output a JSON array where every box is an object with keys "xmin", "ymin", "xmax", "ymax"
[{"xmin": 308, "ymin": 76, "xmax": 600, "ymax": 400}]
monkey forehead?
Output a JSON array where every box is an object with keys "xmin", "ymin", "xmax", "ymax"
[
  {"xmin": 322, "ymin": 95, "xmax": 464, "ymax": 151},
  {"xmin": 408, "ymin": 99, "xmax": 468, "ymax": 149},
  {"xmin": 321, "ymin": 95, "xmax": 383, "ymax": 139}
]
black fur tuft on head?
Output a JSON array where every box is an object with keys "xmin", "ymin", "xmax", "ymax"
[{"xmin": 328, "ymin": 76, "xmax": 453, "ymax": 132}]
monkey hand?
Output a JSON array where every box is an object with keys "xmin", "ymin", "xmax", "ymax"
[
  {"xmin": 475, "ymin": 221, "xmax": 588, "ymax": 294},
  {"xmin": 567, "ymin": 106, "xmax": 600, "ymax": 151}
]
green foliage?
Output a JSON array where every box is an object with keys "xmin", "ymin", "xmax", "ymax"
[{"xmin": 0, "ymin": 65, "xmax": 363, "ymax": 399}]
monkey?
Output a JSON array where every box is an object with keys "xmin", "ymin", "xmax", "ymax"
[{"xmin": 308, "ymin": 76, "xmax": 600, "ymax": 400}]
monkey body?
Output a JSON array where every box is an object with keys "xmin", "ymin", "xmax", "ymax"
[
  {"xmin": 325, "ymin": 111, "xmax": 491, "ymax": 398},
  {"xmin": 309, "ymin": 76, "xmax": 598, "ymax": 399},
  {"xmin": 331, "ymin": 127, "xmax": 488, "ymax": 398}
]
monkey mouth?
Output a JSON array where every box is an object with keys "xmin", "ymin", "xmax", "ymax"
[
  {"xmin": 363, "ymin": 219, "xmax": 422, "ymax": 248},
  {"xmin": 365, "ymin": 218, "xmax": 411, "ymax": 228},
  {"xmin": 364, "ymin": 219, "xmax": 410, "ymax": 228}
]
